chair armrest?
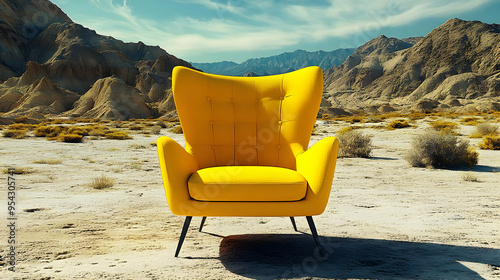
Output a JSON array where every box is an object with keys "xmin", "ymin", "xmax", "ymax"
[
  {"xmin": 296, "ymin": 137, "xmax": 339, "ymax": 204},
  {"xmin": 157, "ymin": 136, "xmax": 199, "ymax": 215}
]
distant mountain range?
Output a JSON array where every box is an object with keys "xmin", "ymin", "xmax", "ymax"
[{"xmin": 192, "ymin": 49, "xmax": 354, "ymax": 76}]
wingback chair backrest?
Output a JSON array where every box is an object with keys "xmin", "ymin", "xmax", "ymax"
[{"xmin": 172, "ymin": 66, "xmax": 323, "ymax": 169}]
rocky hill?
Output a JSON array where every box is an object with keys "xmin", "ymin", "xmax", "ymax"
[
  {"xmin": 192, "ymin": 49, "xmax": 354, "ymax": 76},
  {"xmin": 323, "ymin": 18, "xmax": 500, "ymax": 115},
  {"xmin": 0, "ymin": 0, "xmax": 192, "ymax": 120}
]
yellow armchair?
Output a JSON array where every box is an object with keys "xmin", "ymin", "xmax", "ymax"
[{"xmin": 157, "ymin": 66, "xmax": 339, "ymax": 257}]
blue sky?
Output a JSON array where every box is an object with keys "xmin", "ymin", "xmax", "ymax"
[{"xmin": 51, "ymin": 0, "xmax": 500, "ymax": 63}]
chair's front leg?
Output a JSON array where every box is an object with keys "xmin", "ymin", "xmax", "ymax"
[
  {"xmin": 306, "ymin": 216, "xmax": 324, "ymax": 257},
  {"xmin": 175, "ymin": 216, "xmax": 192, "ymax": 257}
]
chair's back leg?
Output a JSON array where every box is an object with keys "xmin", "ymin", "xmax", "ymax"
[
  {"xmin": 199, "ymin": 217, "xmax": 207, "ymax": 232},
  {"xmin": 175, "ymin": 216, "xmax": 192, "ymax": 257},
  {"xmin": 290, "ymin": 217, "xmax": 298, "ymax": 231},
  {"xmin": 306, "ymin": 216, "xmax": 324, "ymax": 256}
]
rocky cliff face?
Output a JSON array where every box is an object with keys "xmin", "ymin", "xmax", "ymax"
[
  {"xmin": 0, "ymin": 0, "xmax": 194, "ymax": 120},
  {"xmin": 323, "ymin": 19, "xmax": 500, "ymax": 114}
]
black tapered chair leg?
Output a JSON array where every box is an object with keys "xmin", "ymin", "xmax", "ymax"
[
  {"xmin": 175, "ymin": 216, "xmax": 192, "ymax": 257},
  {"xmin": 199, "ymin": 217, "xmax": 207, "ymax": 232},
  {"xmin": 306, "ymin": 216, "xmax": 323, "ymax": 256},
  {"xmin": 290, "ymin": 217, "xmax": 298, "ymax": 231}
]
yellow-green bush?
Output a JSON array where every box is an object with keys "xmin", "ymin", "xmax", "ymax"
[
  {"xmin": 429, "ymin": 120, "xmax": 459, "ymax": 133},
  {"xmin": 34, "ymin": 125, "xmax": 68, "ymax": 138},
  {"xmin": 478, "ymin": 135, "xmax": 500, "ymax": 150},
  {"xmin": 2, "ymin": 129, "xmax": 28, "ymax": 139},
  {"xmin": 57, "ymin": 132, "xmax": 84, "ymax": 143},
  {"xmin": 7, "ymin": 123, "xmax": 36, "ymax": 130},
  {"xmin": 405, "ymin": 131, "xmax": 478, "ymax": 169},
  {"xmin": 387, "ymin": 119, "xmax": 411, "ymax": 130},
  {"xmin": 104, "ymin": 131, "xmax": 132, "ymax": 140}
]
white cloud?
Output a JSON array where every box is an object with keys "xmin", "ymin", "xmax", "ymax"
[{"xmin": 75, "ymin": 0, "xmax": 495, "ymax": 62}]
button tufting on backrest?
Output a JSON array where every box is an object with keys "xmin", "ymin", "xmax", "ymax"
[{"xmin": 173, "ymin": 66, "xmax": 323, "ymax": 170}]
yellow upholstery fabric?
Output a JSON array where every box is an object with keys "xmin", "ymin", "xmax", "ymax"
[
  {"xmin": 172, "ymin": 66, "xmax": 323, "ymax": 169},
  {"xmin": 157, "ymin": 66, "xmax": 339, "ymax": 217},
  {"xmin": 188, "ymin": 166, "xmax": 307, "ymax": 202}
]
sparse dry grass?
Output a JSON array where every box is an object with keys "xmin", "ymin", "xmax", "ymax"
[
  {"xmin": 3, "ymin": 167, "xmax": 34, "ymax": 174},
  {"xmin": 129, "ymin": 144, "xmax": 148, "ymax": 149},
  {"xmin": 429, "ymin": 120, "xmax": 459, "ymax": 133},
  {"xmin": 336, "ymin": 126, "xmax": 363, "ymax": 135},
  {"xmin": 462, "ymin": 172, "xmax": 479, "ymax": 182},
  {"xmin": 405, "ymin": 131, "xmax": 478, "ymax": 169},
  {"xmin": 33, "ymin": 159, "xmax": 62, "ymax": 164},
  {"xmin": 460, "ymin": 117, "xmax": 482, "ymax": 126},
  {"xmin": 89, "ymin": 175, "xmax": 115, "ymax": 189}
]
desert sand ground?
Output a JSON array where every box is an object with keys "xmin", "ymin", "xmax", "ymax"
[{"xmin": 0, "ymin": 117, "xmax": 499, "ymax": 280}]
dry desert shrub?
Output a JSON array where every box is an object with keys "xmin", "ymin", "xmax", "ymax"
[
  {"xmin": 110, "ymin": 121, "xmax": 125, "ymax": 128},
  {"xmin": 88, "ymin": 126, "xmax": 109, "ymax": 137},
  {"xmin": 13, "ymin": 116, "xmax": 29, "ymax": 123},
  {"xmin": 89, "ymin": 175, "xmax": 114, "ymax": 189},
  {"xmin": 337, "ymin": 130, "xmax": 372, "ymax": 158},
  {"xmin": 104, "ymin": 131, "xmax": 132, "ymax": 140},
  {"xmin": 478, "ymin": 135, "xmax": 500, "ymax": 150},
  {"xmin": 405, "ymin": 131, "xmax": 478, "ymax": 169},
  {"xmin": 34, "ymin": 125, "xmax": 67, "ymax": 138},
  {"xmin": 57, "ymin": 132, "xmax": 84, "ymax": 143},
  {"xmin": 2, "ymin": 129, "xmax": 28, "ymax": 139},
  {"xmin": 387, "ymin": 119, "xmax": 411, "ymax": 130},
  {"xmin": 128, "ymin": 124, "xmax": 145, "ymax": 131},
  {"xmin": 170, "ymin": 125, "xmax": 183, "ymax": 134},
  {"xmin": 473, "ymin": 123, "xmax": 498, "ymax": 136},
  {"xmin": 363, "ymin": 116, "xmax": 383, "ymax": 123},
  {"xmin": 149, "ymin": 125, "xmax": 161, "ymax": 135}
]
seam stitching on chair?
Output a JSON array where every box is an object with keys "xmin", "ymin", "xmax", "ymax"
[
  {"xmin": 232, "ymin": 80, "xmax": 236, "ymax": 166},
  {"xmin": 277, "ymin": 75, "xmax": 284, "ymax": 166},
  {"xmin": 254, "ymin": 80, "xmax": 259, "ymax": 165},
  {"xmin": 208, "ymin": 78, "xmax": 216, "ymax": 166}
]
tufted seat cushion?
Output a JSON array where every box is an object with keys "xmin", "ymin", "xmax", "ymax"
[{"xmin": 188, "ymin": 166, "xmax": 308, "ymax": 202}]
